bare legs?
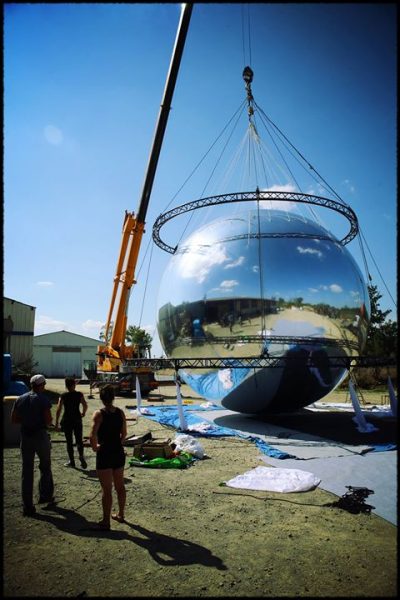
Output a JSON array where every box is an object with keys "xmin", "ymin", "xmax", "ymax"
[
  {"xmin": 96, "ymin": 467, "xmax": 126, "ymax": 527},
  {"xmin": 112, "ymin": 467, "xmax": 126, "ymax": 522}
]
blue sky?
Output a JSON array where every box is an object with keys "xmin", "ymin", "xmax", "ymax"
[{"xmin": 4, "ymin": 3, "xmax": 397, "ymax": 357}]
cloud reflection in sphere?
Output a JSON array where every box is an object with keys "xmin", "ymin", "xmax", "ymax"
[{"xmin": 156, "ymin": 209, "xmax": 370, "ymax": 413}]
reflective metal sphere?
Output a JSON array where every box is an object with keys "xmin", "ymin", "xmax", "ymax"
[{"xmin": 156, "ymin": 209, "xmax": 370, "ymax": 413}]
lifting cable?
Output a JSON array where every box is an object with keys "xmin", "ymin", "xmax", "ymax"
[
  {"xmin": 176, "ymin": 102, "xmax": 247, "ymax": 248},
  {"xmin": 137, "ymin": 104, "xmax": 250, "ymax": 312},
  {"xmin": 251, "ymin": 114, "xmax": 270, "ymax": 190},
  {"xmin": 359, "ymin": 226, "xmax": 397, "ymax": 308},
  {"xmin": 255, "ymin": 103, "xmax": 396, "ymax": 308},
  {"xmin": 138, "ymin": 239, "xmax": 154, "ymax": 328},
  {"xmin": 241, "ymin": 4, "xmax": 252, "ymax": 69},
  {"xmin": 254, "ymin": 102, "xmax": 349, "ymax": 207},
  {"xmin": 162, "ymin": 99, "xmax": 247, "ymax": 215},
  {"xmin": 256, "ymin": 189, "xmax": 266, "ymax": 335}
]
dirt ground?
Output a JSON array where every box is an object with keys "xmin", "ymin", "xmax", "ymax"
[{"xmin": 3, "ymin": 380, "xmax": 397, "ymax": 598}]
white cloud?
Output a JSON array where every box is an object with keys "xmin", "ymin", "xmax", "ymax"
[
  {"xmin": 220, "ymin": 280, "xmax": 239, "ymax": 289},
  {"xmin": 180, "ymin": 244, "xmax": 229, "ymax": 283},
  {"xmin": 224, "ymin": 256, "xmax": 245, "ymax": 269},
  {"xmin": 342, "ymin": 179, "xmax": 355, "ymax": 194},
  {"xmin": 252, "ymin": 265, "xmax": 259, "ymax": 273},
  {"xmin": 82, "ymin": 319, "xmax": 103, "ymax": 334},
  {"xmin": 35, "ymin": 314, "xmax": 67, "ymax": 333},
  {"xmin": 297, "ymin": 246, "xmax": 323, "ymax": 259},
  {"xmin": 318, "ymin": 283, "xmax": 343, "ymax": 293},
  {"xmin": 265, "ymin": 183, "xmax": 298, "ymax": 193},
  {"xmin": 210, "ymin": 279, "xmax": 239, "ymax": 294},
  {"xmin": 308, "ymin": 287, "xmax": 319, "ymax": 293},
  {"xmin": 44, "ymin": 124, "xmax": 63, "ymax": 145},
  {"xmin": 36, "ymin": 281, "xmax": 54, "ymax": 287},
  {"xmin": 259, "ymin": 183, "xmax": 298, "ymax": 211}
]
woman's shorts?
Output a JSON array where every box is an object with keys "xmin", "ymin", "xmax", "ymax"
[{"xmin": 96, "ymin": 447, "xmax": 126, "ymax": 470}]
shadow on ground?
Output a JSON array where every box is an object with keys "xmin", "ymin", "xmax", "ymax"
[{"xmin": 33, "ymin": 504, "xmax": 227, "ymax": 570}]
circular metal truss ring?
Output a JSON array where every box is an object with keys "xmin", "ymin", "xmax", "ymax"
[{"xmin": 152, "ymin": 190, "xmax": 359, "ymax": 254}]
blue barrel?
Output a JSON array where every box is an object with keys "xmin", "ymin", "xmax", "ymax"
[
  {"xmin": 3, "ymin": 354, "xmax": 12, "ymax": 385},
  {"xmin": 6, "ymin": 380, "xmax": 29, "ymax": 395}
]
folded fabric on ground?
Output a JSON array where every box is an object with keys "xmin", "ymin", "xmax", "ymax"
[
  {"xmin": 225, "ymin": 466, "xmax": 321, "ymax": 493},
  {"xmin": 129, "ymin": 405, "xmax": 294, "ymax": 460}
]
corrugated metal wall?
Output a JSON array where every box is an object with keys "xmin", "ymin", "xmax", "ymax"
[
  {"xmin": 3, "ymin": 298, "xmax": 35, "ymax": 366},
  {"xmin": 33, "ymin": 330, "xmax": 101, "ymax": 377}
]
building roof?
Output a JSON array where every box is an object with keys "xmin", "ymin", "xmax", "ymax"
[
  {"xmin": 4, "ymin": 296, "xmax": 36, "ymax": 309},
  {"xmin": 34, "ymin": 330, "xmax": 102, "ymax": 344}
]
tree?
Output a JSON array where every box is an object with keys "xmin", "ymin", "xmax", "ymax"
[
  {"xmin": 365, "ymin": 285, "xmax": 397, "ymax": 357},
  {"xmin": 99, "ymin": 322, "xmax": 113, "ymax": 343},
  {"xmin": 125, "ymin": 325, "xmax": 153, "ymax": 358}
]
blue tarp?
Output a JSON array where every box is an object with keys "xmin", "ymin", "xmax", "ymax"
[
  {"xmin": 180, "ymin": 363, "xmax": 251, "ymax": 402},
  {"xmin": 361, "ymin": 443, "xmax": 396, "ymax": 453},
  {"xmin": 135, "ymin": 405, "xmax": 295, "ymax": 460}
]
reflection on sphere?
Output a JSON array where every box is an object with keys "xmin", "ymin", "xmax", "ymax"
[{"xmin": 157, "ymin": 209, "xmax": 370, "ymax": 413}]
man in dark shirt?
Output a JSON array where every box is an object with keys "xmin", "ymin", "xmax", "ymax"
[
  {"xmin": 55, "ymin": 377, "xmax": 88, "ymax": 468},
  {"xmin": 11, "ymin": 374, "xmax": 54, "ymax": 516}
]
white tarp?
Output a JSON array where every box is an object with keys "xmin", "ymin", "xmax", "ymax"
[{"xmin": 225, "ymin": 466, "xmax": 321, "ymax": 493}]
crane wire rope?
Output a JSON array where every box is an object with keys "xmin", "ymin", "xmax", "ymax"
[
  {"xmin": 136, "ymin": 101, "xmax": 250, "ymax": 325},
  {"xmin": 136, "ymin": 100, "xmax": 247, "ymax": 313},
  {"xmin": 256, "ymin": 193, "xmax": 266, "ymax": 335},
  {"xmin": 254, "ymin": 103, "xmax": 334, "ymax": 228},
  {"xmin": 254, "ymin": 102, "xmax": 348, "ymax": 207},
  {"xmin": 241, "ymin": 4, "xmax": 252, "ymax": 68},
  {"xmin": 359, "ymin": 226, "xmax": 397, "ymax": 308},
  {"xmin": 255, "ymin": 102, "xmax": 396, "ymax": 309},
  {"xmin": 138, "ymin": 239, "xmax": 154, "ymax": 328},
  {"xmin": 175, "ymin": 101, "xmax": 247, "ymax": 248},
  {"xmin": 161, "ymin": 99, "xmax": 246, "ymax": 215}
]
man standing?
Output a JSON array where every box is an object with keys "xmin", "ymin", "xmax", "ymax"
[
  {"xmin": 55, "ymin": 377, "xmax": 88, "ymax": 469},
  {"xmin": 11, "ymin": 374, "xmax": 54, "ymax": 516}
]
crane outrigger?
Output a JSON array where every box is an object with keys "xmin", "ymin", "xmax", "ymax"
[{"xmin": 95, "ymin": 4, "xmax": 192, "ymax": 395}]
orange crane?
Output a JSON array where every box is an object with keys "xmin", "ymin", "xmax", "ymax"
[{"xmin": 96, "ymin": 4, "xmax": 192, "ymax": 395}]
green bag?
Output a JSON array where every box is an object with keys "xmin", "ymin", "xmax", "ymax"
[{"xmin": 128, "ymin": 451, "xmax": 194, "ymax": 469}]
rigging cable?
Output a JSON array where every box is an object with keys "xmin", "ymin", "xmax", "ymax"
[
  {"xmin": 256, "ymin": 189, "xmax": 266, "ymax": 336},
  {"xmin": 254, "ymin": 102, "xmax": 349, "ymax": 207},
  {"xmin": 138, "ymin": 239, "xmax": 154, "ymax": 327},
  {"xmin": 162, "ymin": 99, "xmax": 247, "ymax": 215},
  {"xmin": 359, "ymin": 226, "xmax": 397, "ymax": 308},
  {"xmin": 176, "ymin": 102, "xmax": 247, "ymax": 248},
  {"xmin": 247, "ymin": 5, "xmax": 252, "ymax": 68},
  {"xmin": 241, "ymin": 4, "xmax": 253, "ymax": 68},
  {"xmin": 251, "ymin": 114, "xmax": 270, "ymax": 190}
]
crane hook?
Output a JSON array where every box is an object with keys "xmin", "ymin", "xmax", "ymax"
[{"xmin": 242, "ymin": 66, "xmax": 254, "ymax": 84}]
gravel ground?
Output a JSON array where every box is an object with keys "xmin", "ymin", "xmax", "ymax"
[{"xmin": 3, "ymin": 380, "xmax": 397, "ymax": 597}]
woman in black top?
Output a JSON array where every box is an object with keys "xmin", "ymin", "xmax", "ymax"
[
  {"xmin": 55, "ymin": 377, "xmax": 88, "ymax": 468},
  {"xmin": 90, "ymin": 384, "xmax": 127, "ymax": 530}
]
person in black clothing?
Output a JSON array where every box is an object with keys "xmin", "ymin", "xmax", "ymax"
[
  {"xmin": 11, "ymin": 374, "xmax": 55, "ymax": 516},
  {"xmin": 55, "ymin": 377, "xmax": 88, "ymax": 469},
  {"xmin": 89, "ymin": 384, "xmax": 127, "ymax": 530}
]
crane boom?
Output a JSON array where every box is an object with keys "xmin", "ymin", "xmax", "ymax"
[{"xmin": 98, "ymin": 4, "xmax": 192, "ymax": 376}]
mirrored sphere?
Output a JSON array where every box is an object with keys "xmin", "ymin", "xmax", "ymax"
[{"xmin": 157, "ymin": 209, "xmax": 370, "ymax": 413}]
